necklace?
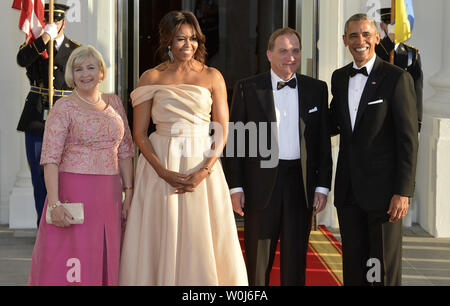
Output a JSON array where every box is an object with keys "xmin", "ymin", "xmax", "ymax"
[{"xmin": 74, "ymin": 89, "xmax": 101, "ymax": 106}]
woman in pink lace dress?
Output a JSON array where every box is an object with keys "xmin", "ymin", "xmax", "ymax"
[{"xmin": 28, "ymin": 45, "xmax": 134, "ymax": 286}]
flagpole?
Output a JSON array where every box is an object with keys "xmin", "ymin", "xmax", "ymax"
[
  {"xmin": 48, "ymin": 0, "xmax": 54, "ymax": 109},
  {"xmin": 390, "ymin": 0, "xmax": 395, "ymax": 64}
]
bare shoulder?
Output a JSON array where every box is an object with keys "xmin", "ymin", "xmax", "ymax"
[
  {"xmin": 137, "ymin": 68, "xmax": 163, "ymax": 87},
  {"xmin": 205, "ymin": 66, "xmax": 224, "ymax": 80},
  {"xmin": 204, "ymin": 66, "xmax": 225, "ymax": 89}
]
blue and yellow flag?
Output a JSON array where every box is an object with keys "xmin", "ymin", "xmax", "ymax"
[{"xmin": 394, "ymin": 0, "xmax": 415, "ymax": 43}]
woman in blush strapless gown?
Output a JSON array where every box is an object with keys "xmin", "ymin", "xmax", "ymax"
[{"xmin": 119, "ymin": 10, "xmax": 248, "ymax": 286}]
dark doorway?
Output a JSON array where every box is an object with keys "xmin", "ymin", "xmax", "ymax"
[
  {"xmin": 138, "ymin": 0, "xmax": 183, "ymax": 76},
  {"xmin": 132, "ymin": 0, "xmax": 286, "ymax": 92},
  {"xmin": 118, "ymin": 0, "xmax": 319, "ymax": 122}
]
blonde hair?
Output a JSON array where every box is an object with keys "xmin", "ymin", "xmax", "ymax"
[{"xmin": 65, "ymin": 45, "xmax": 107, "ymax": 88}]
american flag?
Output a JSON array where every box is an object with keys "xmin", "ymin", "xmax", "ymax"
[
  {"xmin": 12, "ymin": 0, "xmax": 48, "ymax": 57},
  {"xmin": 12, "ymin": 0, "xmax": 46, "ymax": 42}
]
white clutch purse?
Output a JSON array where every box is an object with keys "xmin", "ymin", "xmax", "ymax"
[{"xmin": 46, "ymin": 201, "xmax": 84, "ymax": 225}]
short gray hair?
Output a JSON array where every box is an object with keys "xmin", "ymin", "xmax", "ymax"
[
  {"xmin": 65, "ymin": 45, "xmax": 107, "ymax": 88},
  {"xmin": 344, "ymin": 13, "xmax": 378, "ymax": 34}
]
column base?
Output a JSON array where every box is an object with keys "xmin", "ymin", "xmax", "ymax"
[
  {"xmin": 416, "ymin": 114, "xmax": 450, "ymax": 237},
  {"xmin": 8, "ymin": 186, "xmax": 37, "ymax": 229}
]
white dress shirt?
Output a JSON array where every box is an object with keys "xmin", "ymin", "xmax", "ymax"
[
  {"xmin": 54, "ymin": 35, "xmax": 65, "ymax": 51},
  {"xmin": 348, "ymin": 54, "xmax": 376, "ymax": 131},
  {"xmin": 230, "ymin": 70, "xmax": 329, "ymax": 196},
  {"xmin": 270, "ymin": 70, "xmax": 301, "ymax": 160}
]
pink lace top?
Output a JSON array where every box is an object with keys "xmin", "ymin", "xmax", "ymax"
[{"xmin": 40, "ymin": 94, "xmax": 134, "ymax": 175}]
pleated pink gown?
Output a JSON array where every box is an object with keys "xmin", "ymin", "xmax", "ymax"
[{"xmin": 28, "ymin": 172, "xmax": 122, "ymax": 286}]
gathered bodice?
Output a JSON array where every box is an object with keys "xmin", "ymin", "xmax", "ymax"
[{"xmin": 130, "ymin": 84, "xmax": 213, "ymax": 132}]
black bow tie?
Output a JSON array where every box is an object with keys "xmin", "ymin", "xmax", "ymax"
[
  {"xmin": 350, "ymin": 66, "xmax": 369, "ymax": 77},
  {"xmin": 277, "ymin": 78, "xmax": 297, "ymax": 90}
]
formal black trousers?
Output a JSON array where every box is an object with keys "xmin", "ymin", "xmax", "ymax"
[
  {"xmin": 336, "ymin": 188, "xmax": 402, "ymax": 286},
  {"xmin": 244, "ymin": 159, "xmax": 312, "ymax": 286},
  {"xmin": 25, "ymin": 132, "xmax": 46, "ymax": 227}
]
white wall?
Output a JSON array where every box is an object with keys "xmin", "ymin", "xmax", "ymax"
[
  {"xmin": 0, "ymin": 2, "xmax": 29, "ymax": 224},
  {"xmin": 407, "ymin": 0, "xmax": 443, "ymax": 102},
  {"xmin": 63, "ymin": 0, "xmax": 117, "ymax": 93}
]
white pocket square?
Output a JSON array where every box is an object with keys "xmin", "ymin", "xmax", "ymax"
[
  {"xmin": 368, "ymin": 99, "xmax": 383, "ymax": 105},
  {"xmin": 308, "ymin": 107, "xmax": 318, "ymax": 113}
]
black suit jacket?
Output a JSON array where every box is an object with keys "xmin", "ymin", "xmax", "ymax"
[
  {"xmin": 224, "ymin": 71, "xmax": 332, "ymax": 210},
  {"xmin": 329, "ymin": 56, "xmax": 418, "ymax": 213},
  {"xmin": 376, "ymin": 36, "xmax": 423, "ymax": 131},
  {"xmin": 16, "ymin": 36, "xmax": 80, "ymax": 136}
]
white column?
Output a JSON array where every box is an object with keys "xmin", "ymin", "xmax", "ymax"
[
  {"xmin": 416, "ymin": 1, "xmax": 450, "ymax": 237},
  {"xmin": 317, "ymin": 0, "xmax": 345, "ymax": 229},
  {"xmin": 0, "ymin": 0, "xmax": 36, "ymax": 228},
  {"xmin": 9, "ymin": 143, "xmax": 37, "ymax": 229}
]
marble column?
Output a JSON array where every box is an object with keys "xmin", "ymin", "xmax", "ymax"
[
  {"xmin": 1, "ymin": 0, "xmax": 36, "ymax": 229},
  {"xmin": 9, "ymin": 142, "xmax": 37, "ymax": 229},
  {"xmin": 416, "ymin": 1, "xmax": 450, "ymax": 237}
]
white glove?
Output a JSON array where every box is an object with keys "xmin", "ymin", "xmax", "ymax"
[
  {"xmin": 387, "ymin": 23, "xmax": 395, "ymax": 35},
  {"xmin": 44, "ymin": 24, "xmax": 58, "ymax": 40}
]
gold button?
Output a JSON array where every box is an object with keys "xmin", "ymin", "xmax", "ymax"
[{"xmin": 54, "ymin": 66, "xmax": 58, "ymax": 70}]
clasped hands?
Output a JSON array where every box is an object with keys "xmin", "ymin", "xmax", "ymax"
[{"xmin": 162, "ymin": 168, "xmax": 209, "ymax": 194}]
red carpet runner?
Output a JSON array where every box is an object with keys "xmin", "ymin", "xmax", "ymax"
[{"xmin": 238, "ymin": 225, "xmax": 343, "ymax": 286}]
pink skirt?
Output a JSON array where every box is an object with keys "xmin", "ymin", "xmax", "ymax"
[{"xmin": 28, "ymin": 172, "xmax": 122, "ymax": 286}]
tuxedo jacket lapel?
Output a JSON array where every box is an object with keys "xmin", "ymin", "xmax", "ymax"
[
  {"xmin": 55, "ymin": 37, "xmax": 72, "ymax": 63},
  {"xmin": 340, "ymin": 64, "xmax": 352, "ymax": 134},
  {"xmin": 256, "ymin": 73, "xmax": 277, "ymax": 122},
  {"xmin": 297, "ymin": 74, "xmax": 311, "ymax": 142},
  {"xmin": 254, "ymin": 73, "xmax": 279, "ymax": 161},
  {"xmin": 297, "ymin": 74, "xmax": 308, "ymax": 202},
  {"xmin": 297, "ymin": 74, "xmax": 308, "ymax": 127}
]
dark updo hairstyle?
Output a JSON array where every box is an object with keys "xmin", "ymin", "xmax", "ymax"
[{"xmin": 157, "ymin": 10, "xmax": 207, "ymax": 65}]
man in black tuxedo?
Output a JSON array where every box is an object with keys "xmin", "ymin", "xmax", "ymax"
[
  {"xmin": 17, "ymin": 3, "xmax": 80, "ymax": 226},
  {"xmin": 329, "ymin": 14, "xmax": 418, "ymax": 286},
  {"xmin": 224, "ymin": 28, "xmax": 332, "ymax": 285}
]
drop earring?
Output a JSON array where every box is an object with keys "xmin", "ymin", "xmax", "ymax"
[{"xmin": 168, "ymin": 46, "xmax": 174, "ymax": 63}]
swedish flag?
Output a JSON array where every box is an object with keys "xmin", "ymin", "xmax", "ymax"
[{"xmin": 394, "ymin": 0, "xmax": 415, "ymax": 43}]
